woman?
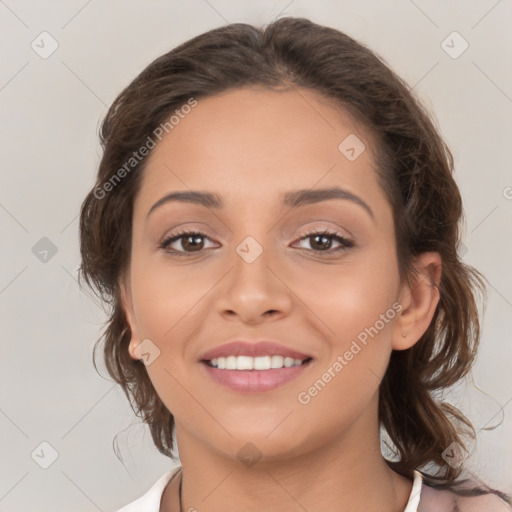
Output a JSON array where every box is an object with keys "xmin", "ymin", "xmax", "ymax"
[{"xmin": 79, "ymin": 16, "xmax": 510, "ymax": 512}]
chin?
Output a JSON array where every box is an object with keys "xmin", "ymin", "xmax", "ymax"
[{"xmin": 213, "ymin": 423, "xmax": 315, "ymax": 463}]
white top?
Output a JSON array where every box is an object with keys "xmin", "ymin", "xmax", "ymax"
[
  {"xmin": 115, "ymin": 467, "xmax": 181, "ymax": 512},
  {"xmin": 114, "ymin": 467, "xmax": 423, "ymax": 512}
]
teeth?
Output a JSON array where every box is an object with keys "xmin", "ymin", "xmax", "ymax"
[{"xmin": 209, "ymin": 355, "xmax": 305, "ymax": 370}]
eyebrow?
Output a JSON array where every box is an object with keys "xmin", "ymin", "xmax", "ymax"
[{"xmin": 146, "ymin": 186, "xmax": 374, "ymax": 221}]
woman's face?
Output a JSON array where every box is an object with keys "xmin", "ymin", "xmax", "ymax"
[{"xmin": 122, "ymin": 86, "xmax": 410, "ymax": 461}]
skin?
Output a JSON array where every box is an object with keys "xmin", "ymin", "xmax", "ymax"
[{"xmin": 120, "ymin": 86, "xmax": 442, "ymax": 512}]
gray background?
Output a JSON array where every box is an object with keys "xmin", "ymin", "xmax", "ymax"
[{"xmin": 1, "ymin": 1, "xmax": 511, "ymax": 511}]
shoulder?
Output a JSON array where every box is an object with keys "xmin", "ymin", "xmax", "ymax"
[
  {"xmin": 418, "ymin": 481, "xmax": 511, "ymax": 512},
  {"xmin": 114, "ymin": 466, "xmax": 181, "ymax": 512}
]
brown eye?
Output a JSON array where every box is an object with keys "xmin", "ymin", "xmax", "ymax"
[
  {"xmin": 294, "ymin": 230, "xmax": 354, "ymax": 254},
  {"xmin": 160, "ymin": 230, "xmax": 214, "ymax": 256}
]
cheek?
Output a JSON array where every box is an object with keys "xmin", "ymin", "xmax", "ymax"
[
  {"xmin": 129, "ymin": 256, "xmax": 210, "ymax": 342},
  {"xmin": 292, "ymin": 283, "xmax": 397, "ymax": 444},
  {"xmin": 289, "ymin": 243, "xmax": 400, "ymax": 348},
  {"xmin": 128, "ymin": 258, "xmax": 216, "ymax": 415},
  {"xmin": 290, "ymin": 247, "xmax": 399, "ymax": 409},
  {"xmin": 325, "ymin": 272, "xmax": 398, "ymax": 351}
]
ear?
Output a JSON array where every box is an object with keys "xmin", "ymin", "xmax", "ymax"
[
  {"xmin": 119, "ymin": 274, "xmax": 143, "ymax": 360},
  {"xmin": 392, "ymin": 252, "xmax": 442, "ymax": 350}
]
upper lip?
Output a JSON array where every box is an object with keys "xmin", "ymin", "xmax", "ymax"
[{"xmin": 199, "ymin": 341, "xmax": 313, "ymax": 361}]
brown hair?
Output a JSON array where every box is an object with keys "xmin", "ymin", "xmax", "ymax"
[{"xmin": 79, "ymin": 16, "xmax": 493, "ymax": 491}]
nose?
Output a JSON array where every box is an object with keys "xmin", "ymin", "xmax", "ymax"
[{"xmin": 215, "ymin": 236, "xmax": 293, "ymax": 324}]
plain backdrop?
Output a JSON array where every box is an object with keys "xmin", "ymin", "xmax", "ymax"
[{"xmin": 1, "ymin": 1, "xmax": 511, "ymax": 511}]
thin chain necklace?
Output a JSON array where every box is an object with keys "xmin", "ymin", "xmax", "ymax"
[{"xmin": 178, "ymin": 468, "xmax": 183, "ymax": 512}]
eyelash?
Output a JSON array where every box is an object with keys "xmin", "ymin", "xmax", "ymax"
[{"xmin": 159, "ymin": 228, "xmax": 355, "ymax": 257}]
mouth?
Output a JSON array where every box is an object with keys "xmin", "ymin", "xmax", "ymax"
[
  {"xmin": 203, "ymin": 355, "xmax": 313, "ymax": 370},
  {"xmin": 199, "ymin": 355, "xmax": 314, "ymax": 393}
]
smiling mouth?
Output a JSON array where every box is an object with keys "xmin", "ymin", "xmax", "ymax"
[
  {"xmin": 202, "ymin": 355, "xmax": 313, "ymax": 370},
  {"xmin": 200, "ymin": 355, "xmax": 314, "ymax": 393}
]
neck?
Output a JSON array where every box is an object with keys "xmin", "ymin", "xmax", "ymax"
[{"xmin": 162, "ymin": 396, "xmax": 413, "ymax": 512}]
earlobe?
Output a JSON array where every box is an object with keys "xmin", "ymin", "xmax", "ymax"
[
  {"xmin": 392, "ymin": 252, "xmax": 442, "ymax": 351},
  {"xmin": 119, "ymin": 276, "xmax": 142, "ymax": 360}
]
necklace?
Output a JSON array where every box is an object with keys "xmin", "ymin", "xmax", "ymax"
[{"xmin": 178, "ymin": 468, "xmax": 183, "ymax": 512}]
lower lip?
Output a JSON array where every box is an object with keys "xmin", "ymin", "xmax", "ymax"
[{"xmin": 200, "ymin": 361, "xmax": 312, "ymax": 393}]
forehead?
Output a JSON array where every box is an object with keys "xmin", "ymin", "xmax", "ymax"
[{"xmin": 134, "ymin": 86, "xmax": 387, "ymax": 215}]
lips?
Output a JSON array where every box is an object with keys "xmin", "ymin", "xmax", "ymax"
[
  {"xmin": 201, "ymin": 361, "xmax": 312, "ymax": 393},
  {"xmin": 198, "ymin": 340, "xmax": 313, "ymax": 362},
  {"xmin": 198, "ymin": 340, "xmax": 314, "ymax": 393}
]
